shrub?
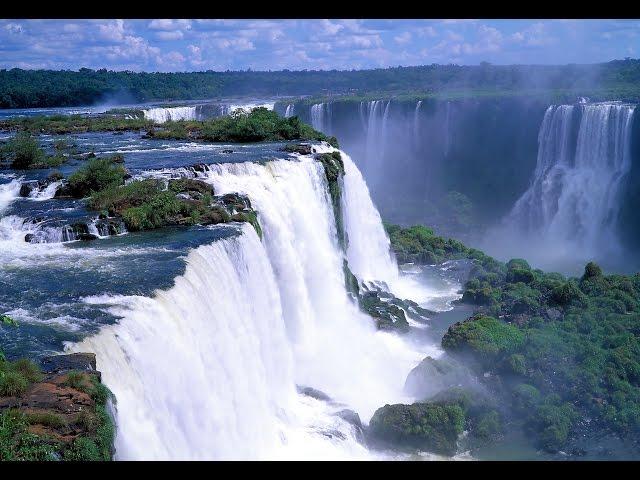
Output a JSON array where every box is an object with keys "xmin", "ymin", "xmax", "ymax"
[
  {"xmin": 0, "ymin": 132, "xmax": 45, "ymax": 169},
  {"xmin": 582, "ymin": 261, "xmax": 603, "ymax": 280},
  {"xmin": 0, "ymin": 371, "xmax": 29, "ymax": 396},
  {"xmin": 11, "ymin": 359, "xmax": 42, "ymax": 383},
  {"xmin": 67, "ymin": 156, "xmax": 127, "ymax": 198},
  {"xmin": 64, "ymin": 370, "xmax": 88, "ymax": 391},
  {"xmin": 442, "ymin": 315, "xmax": 525, "ymax": 362}
]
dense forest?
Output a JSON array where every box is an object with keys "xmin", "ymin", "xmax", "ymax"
[{"xmin": 2, "ymin": 59, "xmax": 640, "ymax": 108}]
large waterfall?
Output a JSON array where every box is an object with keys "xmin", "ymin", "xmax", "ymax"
[
  {"xmin": 492, "ymin": 102, "xmax": 636, "ymax": 269},
  {"xmin": 72, "ymin": 150, "xmax": 435, "ymax": 460}
]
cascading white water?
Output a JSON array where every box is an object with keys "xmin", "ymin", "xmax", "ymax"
[
  {"xmin": 495, "ymin": 102, "xmax": 636, "ymax": 268},
  {"xmin": 143, "ymin": 106, "xmax": 198, "ymax": 124},
  {"xmin": 0, "ymin": 178, "xmax": 21, "ymax": 214},
  {"xmin": 310, "ymin": 103, "xmax": 333, "ymax": 134},
  {"xmin": 72, "ymin": 151, "xmax": 443, "ymax": 460},
  {"xmin": 28, "ymin": 181, "xmax": 62, "ymax": 201},
  {"xmin": 413, "ymin": 100, "xmax": 422, "ymax": 143},
  {"xmin": 284, "ymin": 104, "xmax": 294, "ymax": 118},
  {"xmin": 362, "ymin": 100, "xmax": 391, "ymax": 190},
  {"xmin": 228, "ymin": 102, "xmax": 275, "ymax": 114}
]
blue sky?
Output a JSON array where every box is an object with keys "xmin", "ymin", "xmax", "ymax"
[{"xmin": 1, "ymin": 19, "xmax": 638, "ymax": 72}]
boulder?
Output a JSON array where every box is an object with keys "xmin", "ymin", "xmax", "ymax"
[{"xmin": 40, "ymin": 353, "xmax": 97, "ymax": 375}]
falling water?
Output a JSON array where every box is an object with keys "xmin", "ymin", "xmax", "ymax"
[
  {"xmin": 495, "ymin": 102, "xmax": 636, "ymax": 268},
  {"xmin": 142, "ymin": 106, "xmax": 198, "ymax": 123},
  {"xmin": 0, "ymin": 178, "xmax": 21, "ymax": 214},
  {"xmin": 72, "ymin": 153, "xmax": 430, "ymax": 460},
  {"xmin": 284, "ymin": 104, "xmax": 295, "ymax": 118}
]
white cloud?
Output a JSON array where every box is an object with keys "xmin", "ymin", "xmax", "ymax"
[
  {"xmin": 394, "ymin": 31, "xmax": 412, "ymax": 45},
  {"xmin": 5, "ymin": 23, "xmax": 24, "ymax": 35},
  {"xmin": 211, "ymin": 37, "xmax": 255, "ymax": 52},
  {"xmin": 156, "ymin": 30, "xmax": 184, "ymax": 41},
  {"xmin": 419, "ymin": 26, "xmax": 438, "ymax": 38},
  {"xmin": 149, "ymin": 19, "xmax": 191, "ymax": 31}
]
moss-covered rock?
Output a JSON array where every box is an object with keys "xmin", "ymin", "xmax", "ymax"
[
  {"xmin": 442, "ymin": 314, "xmax": 525, "ymax": 363},
  {"xmin": 369, "ymin": 401, "xmax": 465, "ymax": 456}
]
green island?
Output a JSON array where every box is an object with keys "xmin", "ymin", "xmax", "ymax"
[
  {"xmin": 0, "ymin": 108, "xmax": 338, "ymax": 148},
  {"xmin": 372, "ymin": 223, "xmax": 640, "ymax": 456}
]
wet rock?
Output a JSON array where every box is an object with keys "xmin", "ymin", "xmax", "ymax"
[
  {"xmin": 282, "ymin": 143, "xmax": 313, "ymax": 155},
  {"xmin": 191, "ymin": 163, "xmax": 208, "ymax": 173},
  {"xmin": 41, "ymin": 353, "xmax": 97, "ymax": 375},
  {"xmin": 404, "ymin": 356, "xmax": 474, "ymax": 400},
  {"xmin": 221, "ymin": 149, "xmax": 234, "ymax": 154},
  {"xmin": 77, "ymin": 233, "xmax": 98, "ymax": 241},
  {"xmin": 297, "ymin": 386, "xmax": 332, "ymax": 402},
  {"xmin": 24, "ymin": 233, "xmax": 34, "ymax": 243},
  {"xmin": 335, "ymin": 409, "xmax": 365, "ymax": 443}
]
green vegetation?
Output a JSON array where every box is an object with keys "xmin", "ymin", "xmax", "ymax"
[
  {"xmin": 442, "ymin": 255, "xmax": 640, "ymax": 452},
  {"xmin": 0, "ymin": 131, "xmax": 45, "ymax": 169},
  {"xmin": 0, "ymin": 109, "xmax": 335, "ymax": 147},
  {"xmin": 369, "ymin": 401, "xmax": 465, "ymax": 456},
  {"xmin": 67, "ymin": 156, "xmax": 127, "ymax": 198},
  {"xmin": 87, "ymin": 177, "xmax": 262, "ymax": 236},
  {"xmin": 0, "ymin": 131, "xmax": 84, "ymax": 170},
  {"xmin": 2, "ymin": 60, "xmax": 640, "ymax": 108},
  {"xmin": 384, "ymin": 223, "xmax": 499, "ymax": 272},
  {"xmin": 0, "ymin": 354, "xmax": 115, "ymax": 461},
  {"xmin": 0, "ymin": 114, "xmax": 153, "ymax": 135},
  {"xmin": 0, "ymin": 358, "xmax": 42, "ymax": 396},
  {"xmin": 89, "ymin": 178, "xmax": 212, "ymax": 231},
  {"xmin": 1, "ymin": 314, "xmax": 18, "ymax": 327},
  {"xmin": 384, "ymin": 223, "xmax": 640, "ymax": 454},
  {"xmin": 143, "ymin": 108, "xmax": 334, "ymax": 144}
]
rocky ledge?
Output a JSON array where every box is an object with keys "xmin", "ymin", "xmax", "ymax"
[{"xmin": 0, "ymin": 352, "xmax": 114, "ymax": 461}]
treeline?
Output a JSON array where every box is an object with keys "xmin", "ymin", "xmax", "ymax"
[{"xmin": 2, "ymin": 59, "xmax": 640, "ymax": 108}]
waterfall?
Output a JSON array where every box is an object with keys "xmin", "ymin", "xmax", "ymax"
[
  {"xmin": 338, "ymin": 148, "xmax": 398, "ymax": 285},
  {"xmin": 499, "ymin": 102, "xmax": 635, "ymax": 265},
  {"xmin": 27, "ymin": 181, "xmax": 62, "ymax": 201},
  {"xmin": 413, "ymin": 100, "xmax": 422, "ymax": 143},
  {"xmin": 142, "ymin": 106, "xmax": 198, "ymax": 124},
  {"xmin": 228, "ymin": 102, "xmax": 275, "ymax": 114},
  {"xmin": 284, "ymin": 104, "xmax": 294, "ymax": 118},
  {"xmin": 362, "ymin": 100, "xmax": 391, "ymax": 189},
  {"xmin": 311, "ymin": 103, "xmax": 330, "ymax": 133},
  {"xmin": 0, "ymin": 178, "xmax": 21, "ymax": 214},
  {"xmin": 72, "ymin": 152, "xmax": 426, "ymax": 460},
  {"xmin": 444, "ymin": 101, "xmax": 451, "ymax": 157}
]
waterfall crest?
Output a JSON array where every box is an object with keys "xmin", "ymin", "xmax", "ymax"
[{"xmin": 143, "ymin": 106, "xmax": 198, "ymax": 123}]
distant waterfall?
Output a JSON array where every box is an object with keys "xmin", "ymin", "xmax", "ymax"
[
  {"xmin": 75, "ymin": 152, "xmax": 425, "ymax": 460},
  {"xmin": 310, "ymin": 103, "xmax": 331, "ymax": 133},
  {"xmin": 361, "ymin": 100, "xmax": 391, "ymax": 189},
  {"xmin": 413, "ymin": 100, "xmax": 422, "ymax": 141},
  {"xmin": 142, "ymin": 106, "xmax": 199, "ymax": 123},
  {"xmin": 501, "ymin": 102, "xmax": 636, "ymax": 263},
  {"xmin": 284, "ymin": 104, "xmax": 295, "ymax": 118},
  {"xmin": 444, "ymin": 101, "xmax": 451, "ymax": 157}
]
